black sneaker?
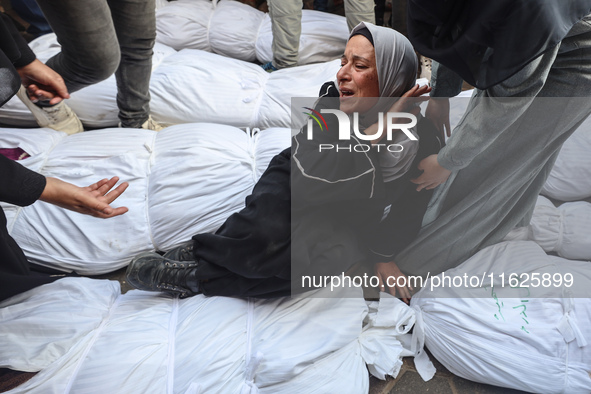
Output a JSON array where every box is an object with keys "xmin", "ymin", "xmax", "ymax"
[
  {"xmin": 163, "ymin": 241, "xmax": 195, "ymax": 262},
  {"xmin": 126, "ymin": 252, "xmax": 200, "ymax": 298}
]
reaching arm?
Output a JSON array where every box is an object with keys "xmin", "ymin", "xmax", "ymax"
[
  {"xmin": 1, "ymin": 154, "xmax": 127, "ymax": 218},
  {"xmin": 40, "ymin": 176, "xmax": 129, "ymax": 219}
]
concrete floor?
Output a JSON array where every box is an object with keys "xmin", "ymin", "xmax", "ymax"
[{"xmin": 369, "ymin": 356, "xmax": 527, "ymax": 394}]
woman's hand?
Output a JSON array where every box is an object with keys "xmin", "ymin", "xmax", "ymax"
[
  {"xmin": 366, "ymin": 84, "xmax": 432, "ymax": 143},
  {"xmin": 425, "ymin": 97, "xmax": 451, "ymax": 140},
  {"xmin": 374, "ymin": 261, "xmax": 413, "ymax": 303},
  {"xmin": 411, "ymin": 154, "xmax": 451, "ymax": 191},
  {"xmin": 40, "ymin": 176, "xmax": 129, "ymax": 218},
  {"xmin": 387, "ymin": 84, "xmax": 432, "ymax": 118},
  {"xmin": 17, "ymin": 59, "xmax": 70, "ymax": 105}
]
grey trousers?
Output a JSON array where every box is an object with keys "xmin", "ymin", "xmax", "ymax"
[
  {"xmin": 35, "ymin": 0, "xmax": 156, "ymax": 127},
  {"xmin": 343, "ymin": 0, "xmax": 375, "ymax": 32},
  {"xmin": 396, "ymin": 16, "xmax": 591, "ymax": 277},
  {"xmin": 267, "ymin": 0, "xmax": 301, "ymax": 69},
  {"xmin": 267, "ymin": 0, "xmax": 375, "ymax": 69}
]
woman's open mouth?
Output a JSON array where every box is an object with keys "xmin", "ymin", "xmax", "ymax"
[{"xmin": 340, "ymin": 89, "xmax": 354, "ymax": 98}]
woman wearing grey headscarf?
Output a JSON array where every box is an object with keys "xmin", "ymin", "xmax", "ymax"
[
  {"xmin": 348, "ymin": 22, "xmax": 423, "ymax": 183},
  {"xmin": 126, "ymin": 23, "xmax": 439, "ymax": 301},
  {"xmin": 291, "ymin": 23, "xmax": 438, "ymax": 301}
]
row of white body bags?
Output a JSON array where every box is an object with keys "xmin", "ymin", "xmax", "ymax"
[
  {"xmin": 411, "ymin": 241, "xmax": 591, "ymax": 394},
  {"xmin": 0, "ymin": 278, "xmax": 428, "ymax": 393},
  {"xmin": 504, "ymin": 195, "xmax": 591, "ymax": 260},
  {"xmin": 0, "ymin": 34, "xmax": 341, "ymax": 129},
  {"xmin": 1, "ymin": 124, "xmax": 290, "ymax": 274},
  {"xmin": 155, "ymin": 0, "xmax": 348, "ymax": 65}
]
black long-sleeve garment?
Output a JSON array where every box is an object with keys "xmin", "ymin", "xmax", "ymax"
[
  {"xmin": 0, "ymin": 14, "xmax": 51, "ymax": 301},
  {"xmin": 191, "ymin": 84, "xmax": 441, "ymax": 298},
  {"xmin": 0, "ymin": 154, "xmax": 54, "ymax": 301},
  {"xmin": 0, "ymin": 153, "xmax": 46, "ymax": 206},
  {"xmin": 1, "ymin": 12, "xmax": 36, "ymax": 106}
]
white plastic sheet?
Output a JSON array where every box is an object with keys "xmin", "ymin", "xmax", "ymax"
[
  {"xmin": 154, "ymin": 0, "xmax": 347, "ymax": 65},
  {"xmin": 149, "ymin": 49, "xmax": 269, "ymax": 127},
  {"xmin": 148, "ymin": 123, "xmax": 256, "ymax": 251},
  {"xmin": 208, "ymin": 0, "xmax": 264, "ymax": 62},
  {"xmin": 149, "ymin": 49, "xmax": 344, "ymax": 128},
  {"xmin": 155, "ymin": 0, "xmax": 214, "ymax": 51},
  {"xmin": 254, "ymin": 10, "xmax": 349, "ymax": 65},
  {"xmin": 1, "ymin": 125, "xmax": 291, "ymax": 274},
  {"xmin": 411, "ymin": 241, "xmax": 591, "ymax": 393},
  {"xmin": 0, "ymin": 128, "xmax": 67, "ymax": 228},
  {"xmin": 542, "ymin": 125, "xmax": 591, "ymax": 201},
  {"xmin": 10, "ymin": 128, "xmax": 156, "ymax": 273},
  {"xmin": 525, "ymin": 196, "xmax": 591, "ymax": 260},
  {"xmin": 0, "ymin": 278, "xmax": 424, "ymax": 393},
  {"xmin": 255, "ymin": 59, "xmax": 341, "ymax": 129},
  {"xmin": 0, "ymin": 38, "xmax": 177, "ymax": 128},
  {"xmin": 0, "ymin": 278, "xmax": 120, "ymax": 372}
]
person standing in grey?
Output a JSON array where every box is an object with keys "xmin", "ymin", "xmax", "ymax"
[
  {"xmin": 392, "ymin": 6, "xmax": 591, "ymax": 278},
  {"xmin": 264, "ymin": 0, "xmax": 302, "ymax": 71},
  {"xmin": 343, "ymin": 0, "xmax": 375, "ymax": 32},
  {"xmin": 262, "ymin": 0, "xmax": 375, "ymax": 72},
  {"xmin": 20, "ymin": 0, "xmax": 161, "ymax": 132}
]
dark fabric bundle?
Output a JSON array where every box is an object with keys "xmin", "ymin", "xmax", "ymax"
[{"xmin": 407, "ymin": 0, "xmax": 591, "ymax": 89}]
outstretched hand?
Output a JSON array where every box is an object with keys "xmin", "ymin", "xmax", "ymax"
[
  {"xmin": 411, "ymin": 154, "xmax": 451, "ymax": 191},
  {"xmin": 17, "ymin": 59, "xmax": 70, "ymax": 105},
  {"xmin": 374, "ymin": 261, "xmax": 413, "ymax": 304},
  {"xmin": 40, "ymin": 176, "xmax": 129, "ymax": 218}
]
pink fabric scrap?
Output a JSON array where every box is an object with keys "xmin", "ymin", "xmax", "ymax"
[{"xmin": 0, "ymin": 148, "xmax": 30, "ymax": 161}]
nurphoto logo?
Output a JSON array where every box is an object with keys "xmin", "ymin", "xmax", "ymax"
[{"xmin": 304, "ymin": 108, "xmax": 417, "ymax": 153}]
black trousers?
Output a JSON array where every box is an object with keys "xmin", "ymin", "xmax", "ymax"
[
  {"xmin": 191, "ymin": 148, "xmax": 376, "ymax": 299},
  {"xmin": 189, "ymin": 117, "xmax": 441, "ymax": 299},
  {"xmin": 192, "ymin": 149, "xmax": 292, "ymax": 299}
]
